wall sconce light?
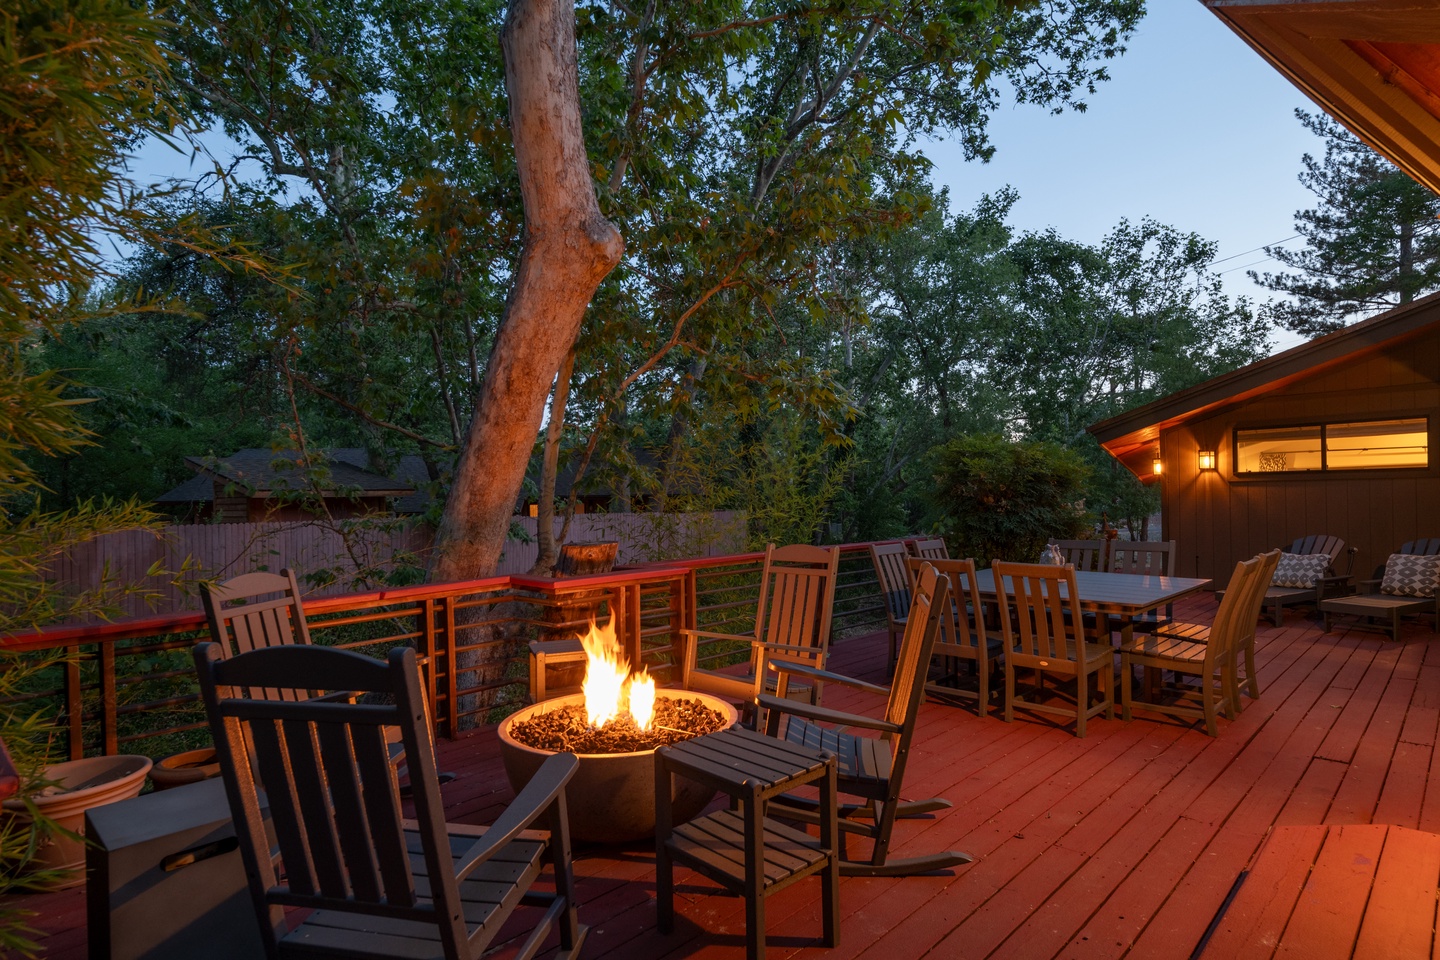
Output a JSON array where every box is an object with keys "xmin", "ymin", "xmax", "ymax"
[
  {"xmin": 1198, "ymin": 450, "xmax": 1217, "ymax": 471},
  {"xmin": 1151, "ymin": 455, "xmax": 1163, "ymax": 477}
]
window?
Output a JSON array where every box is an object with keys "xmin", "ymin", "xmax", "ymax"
[
  {"xmin": 1234, "ymin": 418, "xmax": 1428, "ymax": 474},
  {"xmin": 1235, "ymin": 425, "xmax": 1322, "ymax": 473}
]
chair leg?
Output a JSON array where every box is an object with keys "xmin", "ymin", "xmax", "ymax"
[
  {"xmin": 1121, "ymin": 657, "xmax": 1133, "ymax": 721},
  {"xmin": 1202, "ymin": 673, "xmax": 1219, "ymax": 737},
  {"xmin": 1101, "ymin": 661, "xmax": 1114, "ymax": 720},
  {"xmin": 1076, "ymin": 669, "xmax": 1088, "ymax": 739},
  {"xmin": 977, "ymin": 659, "xmax": 989, "ymax": 719},
  {"xmin": 1003, "ymin": 664, "xmax": 1015, "ymax": 723},
  {"xmin": 1243, "ymin": 638, "xmax": 1260, "ymax": 699}
]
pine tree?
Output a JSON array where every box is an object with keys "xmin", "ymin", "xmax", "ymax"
[{"xmin": 1250, "ymin": 110, "xmax": 1440, "ymax": 338}]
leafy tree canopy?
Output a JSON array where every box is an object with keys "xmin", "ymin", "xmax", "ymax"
[{"xmin": 1251, "ymin": 110, "xmax": 1440, "ymax": 338}]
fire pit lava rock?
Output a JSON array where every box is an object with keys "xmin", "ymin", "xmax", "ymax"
[{"xmin": 498, "ymin": 691, "xmax": 738, "ymax": 843}]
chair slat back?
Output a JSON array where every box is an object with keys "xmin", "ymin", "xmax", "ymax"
[
  {"xmin": 1399, "ymin": 539, "xmax": 1440, "ymax": 557},
  {"xmin": 202, "ymin": 569, "xmax": 314, "ymax": 702},
  {"xmin": 756, "ymin": 544, "xmax": 839, "ymax": 670},
  {"xmin": 908, "ymin": 557, "xmax": 987, "ymax": 658},
  {"xmin": 906, "ymin": 538, "xmax": 949, "ymax": 561},
  {"xmin": 1287, "ymin": 535, "xmax": 1345, "ymax": 567},
  {"xmin": 195, "ymin": 643, "xmax": 464, "ymax": 950},
  {"xmin": 870, "ymin": 542, "xmax": 913, "ymax": 622},
  {"xmin": 1207, "ymin": 555, "xmax": 1265, "ymax": 665},
  {"xmin": 994, "ymin": 561, "xmax": 1086, "ymax": 662},
  {"xmin": 1108, "ymin": 540, "xmax": 1176, "ymax": 577},
  {"xmin": 884, "ymin": 563, "xmax": 950, "ymax": 743},
  {"xmin": 1049, "ymin": 540, "xmax": 1108, "ymax": 572}
]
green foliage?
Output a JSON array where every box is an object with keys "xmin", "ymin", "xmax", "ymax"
[
  {"xmin": 0, "ymin": 652, "xmax": 73, "ymax": 957},
  {"xmin": 930, "ymin": 434, "xmax": 1091, "ymax": 568},
  {"xmin": 1252, "ymin": 110, "xmax": 1440, "ymax": 338}
]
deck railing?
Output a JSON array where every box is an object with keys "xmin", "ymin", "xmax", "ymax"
[{"xmin": 2, "ymin": 541, "xmax": 902, "ymax": 761}]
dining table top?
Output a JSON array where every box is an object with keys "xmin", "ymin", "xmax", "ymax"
[{"xmin": 971, "ymin": 567, "xmax": 1213, "ymax": 618}]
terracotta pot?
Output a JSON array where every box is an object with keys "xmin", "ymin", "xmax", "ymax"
[
  {"xmin": 497, "ymin": 692, "xmax": 737, "ymax": 843},
  {"xmin": 2, "ymin": 755, "xmax": 152, "ymax": 888},
  {"xmin": 149, "ymin": 747, "xmax": 221, "ymax": 790}
]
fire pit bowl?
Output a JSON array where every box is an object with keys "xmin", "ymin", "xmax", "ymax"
[{"xmin": 497, "ymin": 691, "xmax": 738, "ymax": 843}]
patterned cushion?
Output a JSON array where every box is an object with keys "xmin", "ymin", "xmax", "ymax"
[
  {"xmin": 1272, "ymin": 553, "xmax": 1330, "ymax": 589},
  {"xmin": 1381, "ymin": 553, "xmax": 1440, "ymax": 598}
]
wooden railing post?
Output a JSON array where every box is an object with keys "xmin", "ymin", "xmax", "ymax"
[
  {"xmin": 99, "ymin": 643, "xmax": 118, "ymax": 756},
  {"xmin": 64, "ymin": 652, "xmax": 83, "ymax": 761}
]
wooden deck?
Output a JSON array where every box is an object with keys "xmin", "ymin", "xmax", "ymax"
[{"xmin": 16, "ymin": 596, "xmax": 1440, "ymax": 959}]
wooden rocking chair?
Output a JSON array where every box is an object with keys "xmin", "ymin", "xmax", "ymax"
[
  {"xmin": 759, "ymin": 563, "xmax": 972, "ymax": 877},
  {"xmin": 194, "ymin": 642, "xmax": 586, "ymax": 960}
]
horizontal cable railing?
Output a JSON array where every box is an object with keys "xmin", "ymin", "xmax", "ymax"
[{"xmin": 2, "ymin": 542, "xmax": 903, "ymax": 760}]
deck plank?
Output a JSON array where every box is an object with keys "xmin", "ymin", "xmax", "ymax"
[{"xmin": 15, "ymin": 595, "xmax": 1440, "ymax": 960}]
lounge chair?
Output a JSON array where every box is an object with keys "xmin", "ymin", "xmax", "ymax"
[{"xmin": 1218, "ymin": 535, "xmax": 1355, "ymax": 627}]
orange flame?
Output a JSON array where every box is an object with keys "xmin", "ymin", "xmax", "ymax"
[{"xmin": 577, "ymin": 614, "xmax": 654, "ymax": 732}]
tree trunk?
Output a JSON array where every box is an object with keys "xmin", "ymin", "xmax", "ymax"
[
  {"xmin": 428, "ymin": 0, "xmax": 623, "ymax": 583},
  {"xmin": 529, "ymin": 346, "xmax": 576, "ymax": 576}
]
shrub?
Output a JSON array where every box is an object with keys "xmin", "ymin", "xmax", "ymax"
[{"xmin": 930, "ymin": 435, "xmax": 1091, "ymax": 567}]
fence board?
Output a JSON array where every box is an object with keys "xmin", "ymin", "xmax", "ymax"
[{"xmin": 49, "ymin": 511, "xmax": 746, "ymax": 622}]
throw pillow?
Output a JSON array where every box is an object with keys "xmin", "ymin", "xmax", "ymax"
[
  {"xmin": 1272, "ymin": 552, "xmax": 1330, "ymax": 589},
  {"xmin": 1381, "ymin": 553, "xmax": 1440, "ymax": 598}
]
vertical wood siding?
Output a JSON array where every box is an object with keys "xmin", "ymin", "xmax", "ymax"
[{"xmin": 1162, "ymin": 335, "xmax": 1440, "ymax": 583}]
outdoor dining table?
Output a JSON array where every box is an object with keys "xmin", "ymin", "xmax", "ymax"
[{"xmin": 972, "ymin": 568, "xmax": 1213, "ymax": 643}]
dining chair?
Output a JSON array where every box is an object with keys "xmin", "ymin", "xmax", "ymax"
[
  {"xmin": 907, "ymin": 557, "xmax": 1004, "ymax": 716},
  {"xmin": 869, "ymin": 541, "xmax": 913, "ymax": 675},
  {"xmin": 994, "ymin": 561, "xmax": 1114, "ymax": 737},
  {"xmin": 1120, "ymin": 555, "xmax": 1262, "ymax": 735},
  {"xmin": 1107, "ymin": 540, "xmax": 1178, "ymax": 633},
  {"xmin": 1161, "ymin": 549, "xmax": 1281, "ymax": 711},
  {"xmin": 194, "ymin": 641, "xmax": 587, "ymax": 960},
  {"xmin": 676, "ymin": 543, "xmax": 839, "ymax": 714},
  {"xmin": 1047, "ymin": 539, "xmax": 1109, "ymax": 572},
  {"xmin": 905, "ymin": 537, "xmax": 950, "ymax": 561}
]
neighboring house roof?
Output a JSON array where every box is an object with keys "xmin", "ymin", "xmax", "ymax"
[
  {"xmin": 1204, "ymin": 0, "xmax": 1440, "ymax": 196},
  {"xmin": 1088, "ymin": 289, "xmax": 1440, "ymax": 475},
  {"xmin": 155, "ymin": 448, "xmax": 437, "ymax": 513}
]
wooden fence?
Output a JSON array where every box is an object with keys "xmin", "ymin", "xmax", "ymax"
[{"xmin": 48, "ymin": 511, "xmax": 747, "ymax": 621}]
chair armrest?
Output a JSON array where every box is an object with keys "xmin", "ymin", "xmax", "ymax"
[
  {"xmin": 453, "ymin": 752, "xmax": 578, "ymax": 881},
  {"xmin": 765, "ymin": 659, "xmax": 890, "ymax": 697},
  {"xmin": 1357, "ymin": 578, "xmax": 1382, "ymax": 594},
  {"xmin": 757, "ymin": 694, "xmax": 902, "ymax": 734}
]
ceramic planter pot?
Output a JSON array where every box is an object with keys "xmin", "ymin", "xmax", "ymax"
[{"xmin": 2, "ymin": 754, "xmax": 152, "ymax": 888}]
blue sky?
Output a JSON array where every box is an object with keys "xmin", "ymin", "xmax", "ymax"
[{"xmin": 920, "ymin": 1, "xmax": 1320, "ymax": 351}]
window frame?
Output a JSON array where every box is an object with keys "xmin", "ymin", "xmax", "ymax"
[{"xmin": 1231, "ymin": 416, "xmax": 1431, "ymax": 476}]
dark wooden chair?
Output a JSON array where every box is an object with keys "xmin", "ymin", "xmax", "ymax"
[
  {"xmin": 1122, "ymin": 555, "xmax": 1263, "ymax": 736},
  {"xmin": 1107, "ymin": 540, "xmax": 1178, "ymax": 633},
  {"xmin": 676, "ymin": 544, "xmax": 839, "ymax": 712},
  {"xmin": 759, "ymin": 563, "xmax": 972, "ymax": 877},
  {"xmin": 201, "ymin": 569, "xmax": 455, "ymax": 785},
  {"xmin": 193, "ymin": 642, "xmax": 586, "ymax": 960},
  {"xmin": 1048, "ymin": 539, "xmax": 1109, "ymax": 571},
  {"xmin": 869, "ymin": 541, "xmax": 913, "ymax": 674},
  {"xmin": 1224, "ymin": 535, "xmax": 1355, "ymax": 627},
  {"xmin": 908, "ymin": 557, "xmax": 1004, "ymax": 716},
  {"xmin": 905, "ymin": 537, "xmax": 949, "ymax": 561},
  {"xmin": 994, "ymin": 561, "xmax": 1115, "ymax": 738},
  {"xmin": 1161, "ymin": 549, "xmax": 1281, "ymax": 711}
]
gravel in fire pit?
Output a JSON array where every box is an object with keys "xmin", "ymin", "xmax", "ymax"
[{"xmin": 509, "ymin": 696, "xmax": 730, "ymax": 754}]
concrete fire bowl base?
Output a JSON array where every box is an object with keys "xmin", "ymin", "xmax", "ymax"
[{"xmin": 497, "ymin": 692, "xmax": 739, "ymax": 844}]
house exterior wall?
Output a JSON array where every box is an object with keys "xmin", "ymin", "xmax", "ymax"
[{"xmin": 1160, "ymin": 331, "xmax": 1440, "ymax": 584}]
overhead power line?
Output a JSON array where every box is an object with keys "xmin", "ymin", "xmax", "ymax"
[{"xmin": 1206, "ymin": 234, "xmax": 1302, "ymax": 268}]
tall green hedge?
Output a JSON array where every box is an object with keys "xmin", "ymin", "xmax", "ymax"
[{"xmin": 930, "ymin": 435, "xmax": 1092, "ymax": 568}]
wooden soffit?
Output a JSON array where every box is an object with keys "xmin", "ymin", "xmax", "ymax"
[
  {"xmin": 1089, "ymin": 290, "xmax": 1440, "ymax": 477},
  {"xmin": 1204, "ymin": 0, "xmax": 1440, "ymax": 196}
]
